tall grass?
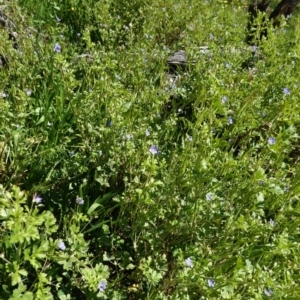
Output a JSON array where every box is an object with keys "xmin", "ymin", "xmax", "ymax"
[{"xmin": 1, "ymin": 0, "xmax": 300, "ymax": 299}]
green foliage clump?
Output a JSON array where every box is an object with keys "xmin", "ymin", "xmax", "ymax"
[
  {"xmin": 0, "ymin": 184, "xmax": 108, "ymax": 299},
  {"xmin": 1, "ymin": 0, "xmax": 300, "ymax": 299}
]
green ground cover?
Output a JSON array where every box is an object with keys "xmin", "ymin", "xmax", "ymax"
[{"xmin": 1, "ymin": 0, "xmax": 300, "ymax": 299}]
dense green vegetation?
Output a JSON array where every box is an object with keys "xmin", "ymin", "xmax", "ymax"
[{"xmin": 1, "ymin": 0, "xmax": 300, "ymax": 298}]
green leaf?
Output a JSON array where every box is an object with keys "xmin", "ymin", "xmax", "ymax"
[
  {"xmin": 94, "ymin": 190, "xmax": 120, "ymax": 205},
  {"xmin": 57, "ymin": 290, "xmax": 68, "ymax": 300},
  {"xmin": 87, "ymin": 203, "xmax": 102, "ymax": 216},
  {"xmin": 36, "ymin": 115, "xmax": 45, "ymax": 125},
  {"xmin": 126, "ymin": 263, "xmax": 136, "ymax": 270},
  {"xmin": 220, "ymin": 286, "xmax": 234, "ymax": 299},
  {"xmin": 18, "ymin": 269, "xmax": 28, "ymax": 276},
  {"xmin": 83, "ymin": 219, "xmax": 110, "ymax": 234},
  {"xmin": 11, "ymin": 272, "xmax": 21, "ymax": 286},
  {"xmin": 256, "ymin": 192, "xmax": 264, "ymax": 203}
]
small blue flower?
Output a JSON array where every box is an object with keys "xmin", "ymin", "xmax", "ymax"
[
  {"xmin": 146, "ymin": 129, "xmax": 150, "ymax": 136},
  {"xmin": 56, "ymin": 17, "xmax": 61, "ymax": 22},
  {"xmin": 33, "ymin": 193, "xmax": 42, "ymax": 204},
  {"xmin": 264, "ymin": 288, "xmax": 272, "ymax": 297},
  {"xmin": 208, "ymin": 279, "xmax": 215, "ymax": 287},
  {"xmin": 269, "ymin": 219, "xmax": 275, "ymax": 227},
  {"xmin": 58, "ymin": 241, "xmax": 66, "ymax": 251},
  {"xmin": 268, "ymin": 137, "xmax": 275, "ymax": 145},
  {"xmin": 149, "ymin": 145, "xmax": 159, "ymax": 155},
  {"xmin": 126, "ymin": 134, "xmax": 132, "ymax": 140},
  {"xmin": 206, "ymin": 193, "xmax": 212, "ymax": 201},
  {"xmin": 26, "ymin": 89, "xmax": 32, "ymax": 96},
  {"xmin": 187, "ymin": 135, "xmax": 193, "ymax": 141},
  {"xmin": 76, "ymin": 197, "xmax": 84, "ymax": 205},
  {"xmin": 98, "ymin": 280, "xmax": 106, "ymax": 292},
  {"xmin": 283, "ymin": 87, "xmax": 290, "ymax": 95},
  {"xmin": 185, "ymin": 257, "xmax": 193, "ymax": 267},
  {"xmin": 221, "ymin": 96, "xmax": 228, "ymax": 104},
  {"xmin": 2, "ymin": 92, "xmax": 7, "ymax": 98},
  {"xmin": 54, "ymin": 43, "xmax": 61, "ymax": 53},
  {"xmin": 228, "ymin": 116, "xmax": 233, "ymax": 124}
]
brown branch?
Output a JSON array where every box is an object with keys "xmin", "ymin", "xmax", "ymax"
[
  {"xmin": 246, "ymin": 0, "xmax": 300, "ymax": 45},
  {"xmin": 269, "ymin": 0, "xmax": 300, "ymax": 26}
]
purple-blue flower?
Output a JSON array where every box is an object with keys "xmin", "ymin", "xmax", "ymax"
[
  {"xmin": 149, "ymin": 145, "xmax": 159, "ymax": 155},
  {"xmin": 283, "ymin": 87, "xmax": 290, "ymax": 95},
  {"xmin": 185, "ymin": 257, "xmax": 193, "ymax": 267},
  {"xmin": 208, "ymin": 279, "xmax": 215, "ymax": 287},
  {"xmin": 268, "ymin": 137, "xmax": 275, "ymax": 145},
  {"xmin": 33, "ymin": 193, "xmax": 42, "ymax": 204},
  {"xmin": 269, "ymin": 219, "xmax": 275, "ymax": 227},
  {"xmin": 98, "ymin": 280, "xmax": 106, "ymax": 292},
  {"xmin": 76, "ymin": 197, "xmax": 84, "ymax": 205},
  {"xmin": 26, "ymin": 89, "xmax": 32, "ymax": 96},
  {"xmin": 54, "ymin": 43, "xmax": 61, "ymax": 53},
  {"xmin": 228, "ymin": 116, "xmax": 233, "ymax": 124},
  {"xmin": 58, "ymin": 241, "xmax": 66, "ymax": 251},
  {"xmin": 221, "ymin": 96, "xmax": 228, "ymax": 104},
  {"xmin": 206, "ymin": 193, "xmax": 212, "ymax": 201},
  {"xmin": 264, "ymin": 288, "xmax": 272, "ymax": 297}
]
